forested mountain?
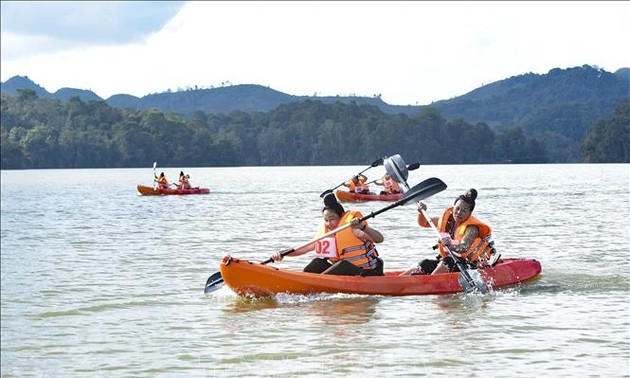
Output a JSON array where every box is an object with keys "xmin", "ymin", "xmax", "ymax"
[
  {"xmin": 2, "ymin": 65, "xmax": 627, "ymax": 123},
  {"xmin": 433, "ymin": 66, "xmax": 630, "ymax": 128},
  {"xmin": 1, "ymin": 65, "xmax": 629, "ymax": 169},
  {"xmin": 430, "ymin": 65, "xmax": 630, "ymax": 162},
  {"xmin": 581, "ymin": 98, "xmax": 630, "ymax": 163},
  {"xmin": 0, "ymin": 91, "xmax": 545, "ymax": 169}
]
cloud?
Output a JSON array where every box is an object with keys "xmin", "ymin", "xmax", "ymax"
[
  {"xmin": 0, "ymin": 1, "xmax": 185, "ymax": 59},
  {"xmin": 1, "ymin": 1, "xmax": 629, "ymax": 105}
]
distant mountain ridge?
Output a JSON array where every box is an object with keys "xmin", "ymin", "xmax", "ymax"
[
  {"xmin": 1, "ymin": 75, "xmax": 103, "ymax": 102},
  {"xmin": 433, "ymin": 66, "xmax": 630, "ymax": 125},
  {"xmin": 1, "ymin": 76, "xmax": 417, "ymax": 115},
  {"xmin": 2, "ymin": 65, "xmax": 629, "ymax": 139}
]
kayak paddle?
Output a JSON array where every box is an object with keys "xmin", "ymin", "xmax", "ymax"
[
  {"xmin": 419, "ymin": 208, "xmax": 489, "ymax": 294},
  {"xmin": 152, "ymin": 161, "xmax": 158, "ymax": 184},
  {"xmin": 319, "ymin": 157, "xmax": 385, "ymax": 198},
  {"xmin": 204, "ymin": 177, "xmax": 447, "ymax": 294}
]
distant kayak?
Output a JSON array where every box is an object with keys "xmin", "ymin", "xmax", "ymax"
[
  {"xmin": 335, "ymin": 189, "xmax": 403, "ymax": 202},
  {"xmin": 136, "ymin": 184, "xmax": 210, "ymax": 196},
  {"xmin": 219, "ymin": 255, "xmax": 542, "ymax": 297}
]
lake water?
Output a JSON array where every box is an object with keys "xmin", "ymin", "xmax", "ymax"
[{"xmin": 1, "ymin": 164, "xmax": 629, "ymax": 377}]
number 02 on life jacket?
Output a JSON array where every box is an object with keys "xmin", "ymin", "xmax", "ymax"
[{"xmin": 314, "ymin": 237, "xmax": 339, "ymax": 259}]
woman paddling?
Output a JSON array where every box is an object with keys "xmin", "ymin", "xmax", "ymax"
[
  {"xmin": 155, "ymin": 172, "xmax": 169, "ymax": 190},
  {"xmin": 177, "ymin": 171, "xmax": 192, "ymax": 189},
  {"xmin": 404, "ymin": 188, "xmax": 499, "ymax": 275},
  {"xmin": 270, "ymin": 193, "xmax": 385, "ymax": 276}
]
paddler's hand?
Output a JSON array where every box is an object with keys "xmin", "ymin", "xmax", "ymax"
[
  {"xmin": 441, "ymin": 235, "xmax": 462, "ymax": 247},
  {"xmin": 270, "ymin": 251, "xmax": 283, "ymax": 262},
  {"xmin": 350, "ymin": 218, "xmax": 367, "ymax": 230},
  {"xmin": 440, "ymin": 234, "xmax": 453, "ymax": 246},
  {"xmin": 271, "ymin": 248, "xmax": 292, "ymax": 262},
  {"xmin": 440, "ymin": 235, "xmax": 462, "ymax": 257},
  {"xmin": 417, "ymin": 201, "xmax": 427, "ymax": 213}
]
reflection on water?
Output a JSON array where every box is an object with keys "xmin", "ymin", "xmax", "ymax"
[
  {"xmin": 304, "ymin": 296, "xmax": 379, "ymax": 327},
  {"xmin": 223, "ymin": 293, "xmax": 379, "ymax": 327},
  {"xmin": 223, "ymin": 296, "xmax": 280, "ymax": 314}
]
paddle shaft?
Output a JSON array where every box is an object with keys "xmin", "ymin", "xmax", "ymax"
[
  {"xmin": 265, "ymin": 178, "xmax": 447, "ymax": 264},
  {"xmin": 419, "ymin": 208, "xmax": 479, "ymax": 286},
  {"xmin": 259, "ymin": 223, "xmax": 354, "ymax": 264},
  {"xmin": 329, "ymin": 165, "xmax": 373, "ymax": 191},
  {"xmin": 205, "ymin": 219, "xmax": 357, "ymax": 291},
  {"xmin": 320, "ymin": 157, "xmax": 384, "ymax": 197}
]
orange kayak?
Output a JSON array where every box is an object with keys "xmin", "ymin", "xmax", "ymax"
[
  {"xmin": 219, "ymin": 255, "xmax": 542, "ymax": 297},
  {"xmin": 136, "ymin": 184, "xmax": 210, "ymax": 195},
  {"xmin": 335, "ymin": 190, "xmax": 403, "ymax": 202}
]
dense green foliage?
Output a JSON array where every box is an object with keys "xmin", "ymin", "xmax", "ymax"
[
  {"xmin": 3, "ymin": 65, "xmax": 628, "ymax": 166},
  {"xmin": 431, "ymin": 66, "xmax": 630, "ymax": 162},
  {"xmin": 580, "ymin": 99, "xmax": 630, "ymax": 163},
  {"xmin": 1, "ymin": 90, "xmax": 581, "ymax": 169}
]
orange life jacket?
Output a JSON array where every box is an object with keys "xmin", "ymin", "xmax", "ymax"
[
  {"xmin": 345, "ymin": 180, "xmax": 358, "ymax": 192},
  {"xmin": 437, "ymin": 207, "xmax": 496, "ymax": 266},
  {"xmin": 315, "ymin": 210, "xmax": 380, "ymax": 270},
  {"xmin": 383, "ymin": 177, "xmax": 400, "ymax": 193},
  {"xmin": 156, "ymin": 176, "xmax": 169, "ymax": 189},
  {"xmin": 355, "ymin": 178, "xmax": 370, "ymax": 193}
]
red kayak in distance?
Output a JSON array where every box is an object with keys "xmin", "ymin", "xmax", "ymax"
[{"xmin": 136, "ymin": 184, "xmax": 210, "ymax": 196}]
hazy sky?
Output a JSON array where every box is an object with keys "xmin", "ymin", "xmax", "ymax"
[{"xmin": 1, "ymin": 1, "xmax": 628, "ymax": 105}]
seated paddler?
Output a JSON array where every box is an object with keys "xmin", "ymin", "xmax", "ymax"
[
  {"xmin": 403, "ymin": 188, "xmax": 500, "ymax": 275},
  {"xmin": 375, "ymin": 173, "xmax": 401, "ymax": 195},
  {"xmin": 155, "ymin": 172, "xmax": 169, "ymax": 190},
  {"xmin": 270, "ymin": 192, "xmax": 385, "ymax": 276},
  {"xmin": 343, "ymin": 174, "xmax": 371, "ymax": 194}
]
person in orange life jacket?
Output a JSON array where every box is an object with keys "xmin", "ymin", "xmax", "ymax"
[
  {"xmin": 344, "ymin": 174, "xmax": 370, "ymax": 194},
  {"xmin": 374, "ymin": 173, "xmax": 401, "ymax": 195},
  {"xmin": 155, "ymin": 172, "xmax": 169, "ymax": 190},
  {"xmin": 270, "ymin": 193, "xmax": 385, "ymax": 276},
  {"xmin": 178, "ymin": 171, "xmax": 192, "ymax": 189},
  {"xmin": 404, "ymin": 188, "xmax": 498, "ymax": 275}
]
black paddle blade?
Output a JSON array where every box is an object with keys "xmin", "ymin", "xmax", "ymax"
[
  {"xmin": 204, "ymin": 271, "xmax": 224, "ymax": 294},
  {"xmin": 401, "ymin": 177, "xmax": 447, "ymax": 204},
  {"xmin": 319, "ymin": 189, "xmax": 333, "ymax": 198},
  {"xmin": 458, "ymin": 270, "xmax": 489, "ymax": 294},
  {"xmin": 371, "ymin": 157, "xmax": 385, "ymax": 167},
  {"xmin": 458, "ymin": 273, "xmax": 476, "ymax": 293},
  {"xmin": 407, "ymin": 162, "xmax": 421, "ymax": 171}
]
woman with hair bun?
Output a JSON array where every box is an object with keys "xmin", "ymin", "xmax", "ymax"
[
  {"xmin": 270, "ymin": 192, "xmax": 385, "ymax": 276},
  {"xmin": 405, "ymin": 188, "xmax": 499, "ymax": 275},
  {"xmin": 177, "ymin": 171, "xmax": 192, "ymax": 189}
]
